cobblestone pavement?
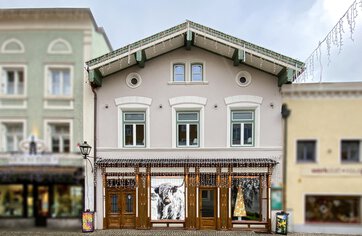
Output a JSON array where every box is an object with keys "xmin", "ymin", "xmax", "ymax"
[{"xmin": 1, "ymin": 228, "xmax": 361, "ymax": 236}]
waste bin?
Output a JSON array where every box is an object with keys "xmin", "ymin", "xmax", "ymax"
[{"xmin": 275, "ymin": 211, "xmax": 288, "ymax": 235}]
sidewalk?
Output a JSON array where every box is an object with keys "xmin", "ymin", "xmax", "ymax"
[{"xmin": 0, "ymin": 228, "xmax": 361, "ymax": 236}]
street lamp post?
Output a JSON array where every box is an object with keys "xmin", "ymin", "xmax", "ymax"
[{"xmin": 79, "ymin": 141, "xmax": 95, "ymax": 232}]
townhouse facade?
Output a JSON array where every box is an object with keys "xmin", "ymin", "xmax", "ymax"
[
  {"xmin": 0, "ymin": 8, "xmax": 111, "ymax": 227},
  {"xmin": 282, "ymin": 83, "xmax": 362, "ymax": 234},
  {"xmin": 85, "ymin": 21, "xmax": 303, "ymax": 232}
]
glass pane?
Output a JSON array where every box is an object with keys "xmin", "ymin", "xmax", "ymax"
[
  {"xmin": 124, "ymin": 113, "xmax": 145, "ymax": 121},
  {"xmin": 52, "ymin": 138, "xmax": 60, "ymax": 153},
  {"xmin": 28, "ymin": 185, "xmax": 33, "ymax": 217},
  {"xmin": 37, "ymin": 186, "xmax": 49, "ymax": 217},
  {"xmin": 124, "ymin": 125, "xmax": 133, "ymax": 146},
  {"xmin": 111, "ymin": 194, "xmax": 119, "ymax": 213},
  {"xmin": 173, "ymin": 64, "xmax": 185, "ymax": 82},
  {"xmin": 178, "ymin": 112, "xmax": 198, "ymax": 121},
  {"xmin": 232, "ymin": 111, "xmax": 253, "ymax": 121},
  {"xmin": 189, "ymin": 124, "xmax": 198, "ymax": 146},
  {"xmin": 191, "ymin": 64, "xmax": 202, "ymax": 81},
  {"xmin": 178, "ymin": 124, "xmax": 186, "ymax": 146},
  {"xmin": 51, "ymin": 70, "xmax": 61, "ymax": 95},
  {"xmin": 63, "ymin": 138, "xmax": 70, "ymax": 153},
  {"xmin": 52, "ymin": 185, "xmax": 82, "ymax": 217},
  {"xmin": 341, "ymin": 140, "xmax": 359, "ymax": 162},
  {"xmin": 297, "ymin": 141, "xmax": 316, "ymax": 162},
  {"xmin": 0, "ymin": 185, "xmax": 23, "ymax": 217},
  {"xmin": 6, "ymin": 71, "xmax": 15, "ymax": 94},
  {"xmin": 125, "ymin": 194, "xmax": 134, "ymax": 213},
  {"xmin": 244, "ymin": 123, "xmax": 253, "ymax": 145},
  {"xmin": 232, "ymin": 124, "xmax": 241, "ymax": 145},
  {"xmin": 305, "ymin": 195, "xmax": 360, "ymax": 223},
  {"xmin": 63, "ymin": 70, "xmax": 71, "ymax": 96},
  {"xmin": 18, "ymin": 71, "xmax": 24, "ymax": 94},
  {"xmin": 201, "ymin": 189, "xmax": 214, "ymax": 217},
  {"xmin": 136, "ymin": 125, "xmax": 144, "ymax": 146}
]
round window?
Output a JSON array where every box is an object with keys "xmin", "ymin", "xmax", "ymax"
[
  {"xmin": 126, "ymin": 73, "xmax": 142, "ymax": 88},
  {"xmin": 235, "ymin": 71, "xmax": 251, "ymax": 87}
]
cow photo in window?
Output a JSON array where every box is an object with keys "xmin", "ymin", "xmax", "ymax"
[{"xmin": 151, "ymin": 177, "xmax": 185, "ymax": 221}]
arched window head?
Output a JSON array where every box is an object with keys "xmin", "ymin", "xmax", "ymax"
[
  {"xmin": 47, "ymin": 38, "xmax": 72, "ymax": 54},
  {"xmin": 1, "ymin": 38, "xmax": 25, "ymax": 53}
]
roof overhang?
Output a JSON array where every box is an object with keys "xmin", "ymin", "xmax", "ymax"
[{"xmin": 86, "ymin": 21, "xmax": 304, "ymax": 87}]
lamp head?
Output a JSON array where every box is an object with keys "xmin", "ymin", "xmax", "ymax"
[{"xmin": 79, "ymin": 141, "xmax": 92, "ymax": 157}]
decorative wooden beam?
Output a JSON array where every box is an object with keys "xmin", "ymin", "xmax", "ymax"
[
  {"xmin": 135, "ymin": 50, "xmax": 146, "ymax": 68},
  {"xmin": 88, "ymin": 68, "xmax": 103, "ymax": 87},
  {"xmin": 232, "ymin": 49, "xmax": 245, "ymax": 66},
  {"xmin": 278, "ymin": 68, "xmax": 294, "ymax": 87},
  {"xmin": 184, "ymin": 30, "xmax": 194, "ymax": 50}
]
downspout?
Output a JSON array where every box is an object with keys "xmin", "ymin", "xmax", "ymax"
[
  {"xmin": 91, "ymin": 85, "xmax": 97, "ymax": 213},
  {"xmin": 281, "ymin": 103, "xmax": 290, "ymax": 213}
]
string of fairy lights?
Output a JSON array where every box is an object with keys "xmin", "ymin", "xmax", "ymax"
[{"xmin": 296, "ymin": 0, "xmax": 362, "ymax": 83}]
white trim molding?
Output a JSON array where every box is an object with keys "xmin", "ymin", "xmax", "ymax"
[
  {"xmin": 115, "ymin": 96, "xmax": 152, "ymax": 106},
  {"xmin": 169, "ymin": 96, "xmax": 207, "ymax": 106},
  {"xmin": 47, "ymin": 38, "xmax": 72, "ymax": 54},
  {"xmin": 225, "ymin": 95, "xmax": 262, "ymax": 147},
  {"xmin": 1, "ymin": 38, "xmax": 25, "ymax": 54}
]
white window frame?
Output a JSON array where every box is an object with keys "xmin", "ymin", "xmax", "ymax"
[
  {"xmin": 123, "ymin": 112, "xmax": 146, "ymax": 147},
  {"xmin": 44, "ymin": 120, "xmax": 73, "ymax": 153},
  {"xmin": 225, "ymin": 95, "xmax": 262, "ymax": 147},
  {"xmin": 0, "ymin": 119, "xmax": 26, "ymax": 152},
  {"xmin": 169, "ymin": 96, "xmax": 207, "ymax": 148},
  {"xmin": 176, "ymin": 111, "xmax": 200, "ymax": 147},
  {"xmin": 44, "ymin": 65, "xmax": 73, "ymax": 98},
  {"xmin": 169, "ymin": 60, "xmax": 208, "ymax": 84},
  {"xmin": 115, "ymin": 96, "xmax": 152, "ymax": 148},
  {"xmin": 230, "ymin": 110, "xmax": 255, "ymax": 147},
  {"xmin": 0, "ymin": 65, "xmax": 27, "ymax": 97},
  {"xmin": 1, "ymin": 38, "xmax": 25, "ymax": 54}
]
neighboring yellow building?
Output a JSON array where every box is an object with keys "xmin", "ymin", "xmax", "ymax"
[{"xmin": 282, "ymin": 82, "xmax": 362, "ymax": 235}]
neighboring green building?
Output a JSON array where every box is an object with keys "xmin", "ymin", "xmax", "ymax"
[{"xmin": 0, "ymin": 8, "xmax": 111, "ymax": 228}]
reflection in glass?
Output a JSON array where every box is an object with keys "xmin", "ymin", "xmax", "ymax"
[
  {"xmin": 201, "ymin": 189, "xmax": 214, "ymax": 217},
  {"xmin": 125, "ymin": 194, "xmax": 134, "ymax": 213},
  {"xmin": 0, "ymin": 185, "xmax": 23, "ymax": 217}
]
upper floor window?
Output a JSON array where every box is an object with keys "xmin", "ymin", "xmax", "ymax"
[
  {"xmin": 191, "ymin": 63, "xmax": 203, "ymax": 82},
  {"xmin": 231, "ymin": 111, "xmax": 254, "ymax": 146},
  {"xmin": 177, "ymin": 111, "xmax": 199, "ymax": 147},
  {"xmin": 173, "ymin": 64, "xmax": 185, "ymax": 82},
  {"xmin": 46, "ymin": 66, "xmax": 72, "ymax": 97},
  {"xmin": 297, "ymin": 140, "xmax": 316, "ymax": 162},
  {"xmin": 1, "ymin": 122, "xmax": 23, "ymax": 152},
  {"xmin": 123, "ymin": 112, "xmax": 145, "ymax": 147},
  {"xmin": 1, "ymin": 67, "xmax": 24, "ymax": 95},
  {"xmin": 50, "ymin": 123, "xmax": 70, "ymax": 153},
  {"xmin": 341, "ymin": 140, "xmax": 360, "ymax": 162}
]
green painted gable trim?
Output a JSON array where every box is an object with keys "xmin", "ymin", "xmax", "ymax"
[
  {"xmin": 278, "ymin": 68, "xmax": 294, "ymax": 87},
  {"xmin": 89, "ymin": 68, "xmax": 103, "ymax": 87}
]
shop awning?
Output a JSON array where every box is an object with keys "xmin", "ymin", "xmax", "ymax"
[
  {"xmin": 96, "ymin": 157, "xmax": 278, "ymax": 168},
  {"xmin": 0, "ymin": 166, "xmax": 83, "ymax": 184}
]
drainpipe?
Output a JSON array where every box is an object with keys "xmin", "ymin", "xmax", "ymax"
[
  {"xmin": 281, "ymin": 103, "xmax": 290, "ymax": 213},
  {"xmin": 91, "ymin": 85, "xmax": 97, "ymax": 213}
]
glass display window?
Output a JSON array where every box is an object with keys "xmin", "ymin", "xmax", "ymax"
[{"xmin": 0, "ymin": 185, "xmax": 23, "ymax": 217}]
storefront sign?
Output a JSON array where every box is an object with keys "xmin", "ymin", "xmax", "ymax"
[
  {"xmin": 302, "ymin": 167, "xmax": 362, "ymax": 176},
  {"xmin": 82, "ymin": 211, "xmax": 94, "ymax": 233}
]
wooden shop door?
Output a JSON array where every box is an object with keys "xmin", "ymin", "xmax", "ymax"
[
  {"xmin": 106, "ymin": 189, "xmax": 136, "ymax": 229},
  {"xmin": 120, "ymin": 190, "xmax": 136, "ymax": 228},
  {"xmin": 199, "ymin": 188, "xmax": 216, "ymax": 230}
]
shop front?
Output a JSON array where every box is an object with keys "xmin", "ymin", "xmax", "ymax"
[{"xmin": 97, "ymin": 158, "xmax": 277, "ymax": 233}]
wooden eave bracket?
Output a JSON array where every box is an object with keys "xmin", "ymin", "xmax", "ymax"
[
  {"xmin": 277, "ymin": 67, "xmax": 294, "ymax": 87},
  {"xmin": 232, "ymin": 48, "xmax": 245, "ymax": 66},
  {"xmin": 135, "ymin": 50, "xmax": 146, "ymax": 68},
  {"xmin": 184, "ymin": 30, "xmax": 194, "ymax": 50},
  {"xmin": 89, "ymin": 68, "xmax": 103, "ymax": 87}
]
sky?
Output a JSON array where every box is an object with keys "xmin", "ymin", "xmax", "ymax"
[{"xmin": 0, "ymin": 0, "xmax": 361, "ymax": 82}]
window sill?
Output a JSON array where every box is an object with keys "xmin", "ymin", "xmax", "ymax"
[
  {"xmin": 168, "ymin": 81, "xmax": 209, "ymax": 85},
  {"xmin": 44, "ymin": 96, "xmax": 74, "ymax": 100},
  {"xmin": 0, "ymin": 95, "xmax": 27, "ymax": 99}
]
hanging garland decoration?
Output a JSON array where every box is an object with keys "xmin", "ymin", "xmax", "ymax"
[{"xmin": 297, "ymin": 0, "xmax": 362, "ymax": 83}]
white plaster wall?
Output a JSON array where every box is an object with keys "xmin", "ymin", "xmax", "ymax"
[{"xmin": 96, "ymin": 47, "xmax": 282, "ymax": 149}]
